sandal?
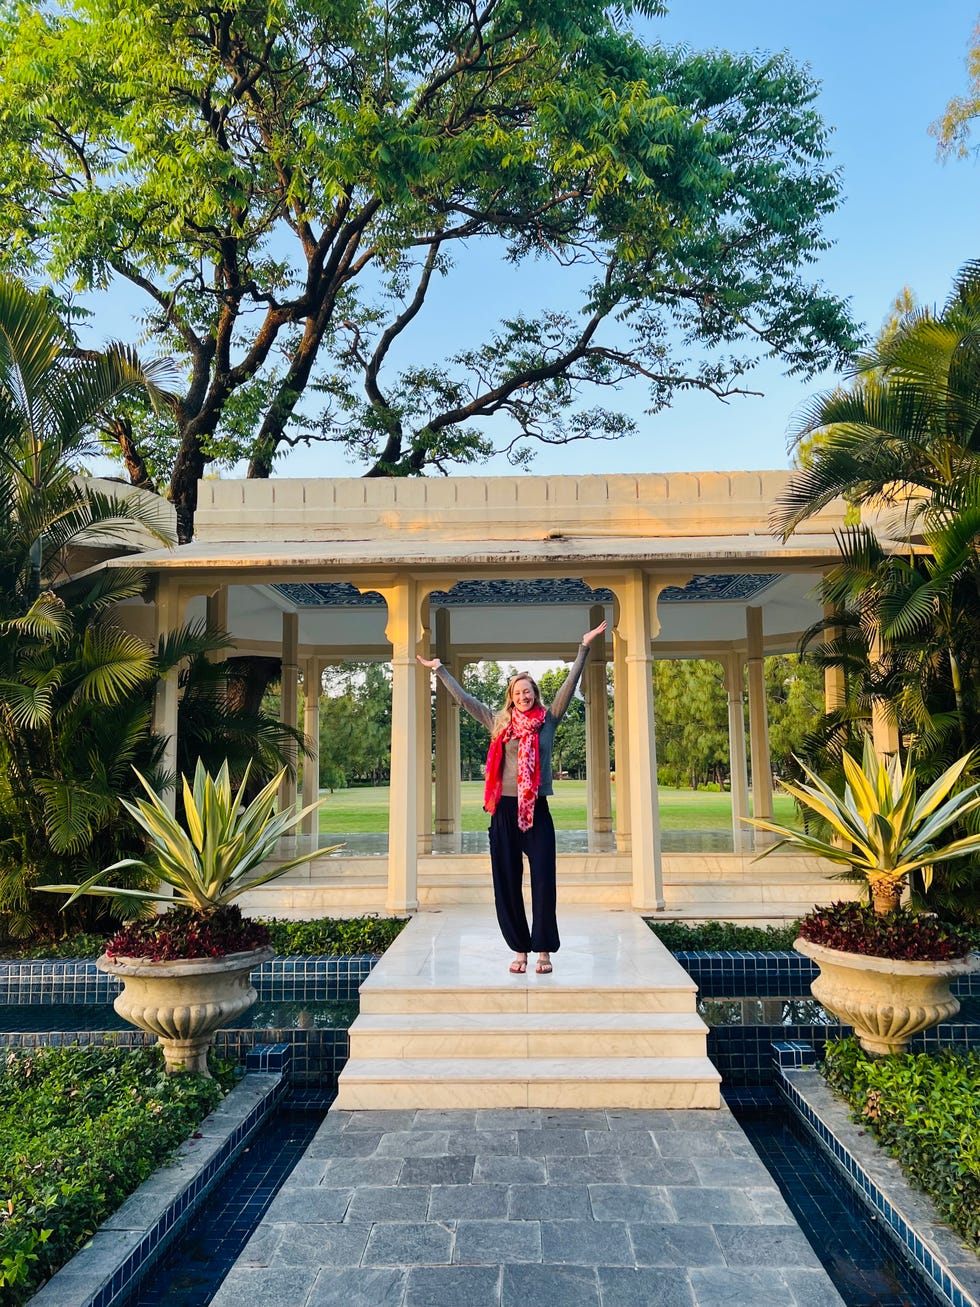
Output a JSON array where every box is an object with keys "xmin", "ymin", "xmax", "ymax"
[
  {"xmin": 509, "ymin": 955, "xmax": 527, "ymax": 973},
  {"xmin": 536, "ymin": 955, "xmax": 553, "ymax": 974}
]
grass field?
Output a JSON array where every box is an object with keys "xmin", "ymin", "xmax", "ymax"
[{"xmin": 317, "ymin": 780, "xmax": 800, "ymax": 833}]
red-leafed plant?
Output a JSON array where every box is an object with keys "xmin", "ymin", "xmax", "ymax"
[{"xmin": 797, "ymin": 901, "xmax": 973, "ymax": 962}]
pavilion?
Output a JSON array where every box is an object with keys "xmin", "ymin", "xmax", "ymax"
[{"xmin": 102, "ymin": 470, "xmax": 893, "ymax": 921}]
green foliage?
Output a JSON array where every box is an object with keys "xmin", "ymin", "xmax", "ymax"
[
  {"xmin": 263, "ymin": 915, "xmax": 409, "ymax": 956},
  {"xmin": 646, "ymin": 919, "xmax": 801, "ymax": 951},
  {"xmin": 0, "ymin": 0, "xmax": 856, "ymax": 536},
  {"xmin": 318, "ymin": 664, "xmax": 393, "ymax": 788},
  {"xmin": 0, "ymin": 1044, "xmax": 230, "ymax": 1303},
  {"xmin": 748, "ymin": 739, "xmax": 980, "ymax": 914},
  {"xmin": 39, "ymin": 760, "xmax": 332, "ymax": 915},
  {"xmin": 822, "ymin": 1039, "xmax": 980, "ymax": 1252}
]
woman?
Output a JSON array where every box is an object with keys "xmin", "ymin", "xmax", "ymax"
[{"xmin": 418, "ymin": 621, "xmax": 606, "ymax": 975}]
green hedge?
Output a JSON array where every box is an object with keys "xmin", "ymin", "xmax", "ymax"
[
  {"xmin": 823, "ymin": 1038, "xmax": 980, "ymax": 1252},
  {"xmin": 0, "ymin": 916, "xmax": 409, "ymax": 961},
  {"xmin": 0, "ymin": 1046, "xmax": 232, "ymax": 1303},
  {"xmin": 646, "ymin": 920, "xmax": 801, "ymax": 951}
]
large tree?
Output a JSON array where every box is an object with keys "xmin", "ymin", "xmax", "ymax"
[{"xmin": 0, "ymin": 0, "xmax": 856, "ymax": 539}]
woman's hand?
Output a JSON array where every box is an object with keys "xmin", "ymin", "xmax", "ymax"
[
  {"xmin": 417, "ymin": 655, "xmax": 442, "ymax": 670},
  {"xmin": 582, "ymin": 620, "xmax": 607, "ymax": 646}
]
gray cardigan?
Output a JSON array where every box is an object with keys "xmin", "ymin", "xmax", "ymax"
[{"xmin": 434, "ymin": 644, "xmax": 591, "ymax": 797}]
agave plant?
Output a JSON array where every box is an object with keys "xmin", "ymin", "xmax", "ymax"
[
  {"xmin": 39, "ymin": 759, "xmax": 334, "ymax": 916},
  {"xmin": 748, "ymin": 738, "xmax": 980, "ymax": 915}
]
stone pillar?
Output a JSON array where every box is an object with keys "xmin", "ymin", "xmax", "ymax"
[
  {"xmin": 378, "ymin": 577, "xmax": 422, "ymax": 914},
  {"xmin": 152, "ymin": 577, "xmax": 186, "ymax": 814},
  {"xmin": 280, "ymin": 612, "xmax": 300, "ymax": 835},
  {"xmin": 301, "ymin": 657, "xmax": 322, "ymax": 837},
  {"xmin": 612, "ymin": 617, "xmax": 631, "ymax": 853},
  {"xmin": 823, "ymin": 602, "xmax": 846, "ymax": 714},
  {"xmin": 746, "ymin": 605, "xmax": 774, "ymax": 846},
  {"xmin": 205, "ymin": 585, "xmax": 229, "ymax": 663},
  {"xmin": 583, "ymin": 603, "xmax": 612, "ymax": 847},
  {"xmin": 869, "ymin": 632, "xmax": 899, "ymax": 756},
  {"xmin": 416, "ymin": 601, "xmax": 433, "ymax": 855},
  {"xmin": 434, "ymin": 609, "xmax": 461, "ymax": 840},
  {"xmin": 617, "ymin": 572, "xmax": 665, "ymax": 911},
  {"xmin": 723, "ymin": 654, "xmax": 750, "ymax": 852}
]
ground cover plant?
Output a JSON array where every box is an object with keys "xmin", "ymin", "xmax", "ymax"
[
  {"xmin": 0, "ymin": 1045, "xmax": 233, "ymax": 1303},
  {"xmin": 647, "ymin": 920, "xmax": 801, "ymax": 951},
  {"xmin": 823, "ymin": 1038, "xmax": 980, "ymax": 1252}
]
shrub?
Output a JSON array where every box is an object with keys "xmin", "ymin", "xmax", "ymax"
[
  {"xmin": 797, "ymin": 901, "xmax": 973, "ymax": 961},
  {"xmin": 0, "ymin": 1045, "xmax": 232, "ymax": 1303},
  {"xmin": 106, "ymin": 904, "xmax": 270, "ymax": 960},
  {"xmin": 646, "ymin": 920, "xmax": 801, "ymax": 952},
  {"xmin": 822, "ymin": 1038, "xmax": 980, "ymax": 1252}
]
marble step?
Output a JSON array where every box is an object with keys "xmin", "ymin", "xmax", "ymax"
[
  {"xmin": 334, "ymin": 1055, "xmax": 722, "ymax": 1110},
  {"xmin": 358, "ymin": 983, "xmax": 699, "ymax": 1016},
  {"xmin": 347, "ymin": 1010, "xmax": 709, "ymax": 1059}
]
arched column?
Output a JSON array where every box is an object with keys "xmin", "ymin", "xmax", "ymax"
[
  {"xmin": 301, "ymin": 657, "xmax": 323, "ymax": 837},
  {"xmin": 746, "ymin": 605, "xmax": 774, "ymax": 847},
  {"xmin": 583, "ymin": 602, "xmax": 612, "ymax": 849},
  {"xmin": 433, "ymin": 607, "xmax": 461, "ymax": 842},
  {"xmin": 723, "ymin": 654, "xmax": 750, "ymax": 852}
]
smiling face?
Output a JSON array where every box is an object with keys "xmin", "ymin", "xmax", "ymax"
[{"xmin": 509, "ymin": 676, "xmax": 539, "ymax": 714}]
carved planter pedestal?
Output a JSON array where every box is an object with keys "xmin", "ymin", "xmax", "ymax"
[
  {"xmin": 795, "ymin": 937, "xmax": 979, "ymax": 1056},
  {"xmin": 96, "ymin": 946, "xmax": 273, "ymax": 1076}
]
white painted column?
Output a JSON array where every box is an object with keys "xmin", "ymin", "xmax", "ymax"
[
  {"xmin": 618, "ymin": 572, "xmax": 664, "ymax": 911},
  {"xmin": 823, "ymin": 602, "xmax": 846, "ymax": 715},
  {"xmin": 280, "ymin": 613, "xmax": 300, "ymax": 843},
  {"xmin": 870, "ymin": 632, "xmax": 899, "ymax": 756},
  {"xmin": 612, "ymin": 620, "xmax": 631, "ymax": 854},
  {"xmin": 152, "ymin": 576, "xmax": 186, "ymax": 814},
  {"xmin": 583, "ymin": 603, "xmax": 612, "ymax": 848},
  {"xmin": 381, "ymin": 578, "xmax": 422, "ymax": 914},
  {"xmin": 301, "ymin": 657, "xmax": 322, "ymax": 837},
  {"xmin": 434, "ymin": 608, "xmax": 461, "ymax": 840},
  {"xmin": 205, "ymin": 585, "xmax": 229, "ymax": 663},
  {"xmin": 723, "ymin": 654, "xmax": 750, "ymax": 852},
  {"xmin": 746, "ymin": 606, "xmax": 774, "ymax": 846},
  {"xmin": 416, "ymin": 603, "xmax": 432, "ymax": 855}
]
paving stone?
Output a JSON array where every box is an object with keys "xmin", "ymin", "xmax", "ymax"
[
  {"xmin": 315, "ymin": 1110, "xmax": 352, "ymax": 1134},
  {"xmin": 691, "ymin": 1156, "xmax": 773, "ymax": 1187},
  {"xmin": 670, "ymin": 1110, "xmax": 741, "ymax": 1132},
  {"xmin": 307, "ymin": 1266, "xmax": 407, "ymax": 1306},
  {"xmin": 363, "ymin": 1221, "xmax": 454, "ymax": 1267},
  {"xmin": 546, "ymin": 1155, "xmax": 624, "ymax": 1185},
  {"xmin": 285, "ymin": 1158, "xmax": 331, "ymax": 1186},
  {"xmin": 502, "ymin": 1262, "xmax": 600, "ymax": 1306},
  {"xmin": 518, "ymin": 1128, "xmax": 590, "ymax": 1157},
  {"xmin": 508, "ymin": 1184, "xmax": 591, "ymax": 1220},
  {"xmin": 413, "ymin": 1109, "xmax": 479, "ymax": 1129},
  {"xmin": 376, "ymin": 1130, "xmax": 452, "ymax": 1157},
  {"xmin": 688, "ymin": 1267, "xmax": 794, "ymax": 1306},
  {"xmin": 346, "ymin": 1185, "xmax": 432, "ymax": 1222},
  {"xmin": 263, "ymin": 1186, "xmax": 352, "ymax": 1223},
  {"xmin": 319, "ymin": 1157, "xmax": 404, "ymax": 1188},
  {"xmin": 606, "ymin": 1110, "xmax": 680, "ymax": 1132},
  {"xmin": 235, "ymin": 1224, "xmax": 281, "ymax": 1267},
  {"xmin": 476, "ymin": 1108, "xmax": 543, "ymax": 1131},
  {"xmin": 618, "ymin": 1156, "xmax": 697, "ymax": 1186},
  {"xmin": 306, "ymin": 1131, "xmax": 383, "ymax": 1158},
  {"xmin": 781, "ymin": 1267, "xmax": 846, "ymax": 1306},
  {"xmin": 453, "ymin": 1219, "xmax": 542, "ymax": 1264},
  {"xmin": 711, "ymin": 1223, "xmax": 823, "ymax": 1268},
  {"xmin": 744, "ymin": 1187, "xmax": 798, "ymax": 1225},
  {"xmin": 540, "ymin": 1109, "xmax": 611, "ymax": 1131},
  {"xmin": 209, "ymin": 1266, "xmax": 317, "ymax": 1307},
  {"xmin": 345, "ymin": 1109, "xmax": 418, "ymax": 1131},
  {"xmin": 428, "ymin": 1183, "xmax": 509, "ymax": 1219},
  {"xmin": 475, "ymin": 1154, "xmax": 547, "ymax": 1184},
  {"xmin": 540, "ymin": 1219, "xmax": 633, "ymax": 1266},
  {"xmin": 588, "ymin": 1183, "xmax": 673, "ymax": 1222},
  {"xmin": 650, "ymin": 1132, "xmax": 739, "ymax": 1159},
  {"xmin": 586, "ymin": 1129, "xmax": 658, "ymax": 1156},
  {"xmin": 597, "ymin": 1266, "xmax": 696, "ymax": 1306},
  {"xmin": 629, "ymin": 1223, "xmax": 725, "ymax": 1268},
  {"xmin": 447, "ymin": 1129, "xmax": 520, "ymax": 1156},
  {"xmin": 405, "ymin": 1264, "xmax": 500, "ymax": 1306},
  {"xmin": 667, "ymin": 1186, "xmax": 760, "ymax": 1225},
  {"xmin": 270, "ymin": 1222, "xmax": 372, "ymax": 1267},
  {"xmin": 400, "ymin": 1154, "xmax": 476, "ymax": 1186}
]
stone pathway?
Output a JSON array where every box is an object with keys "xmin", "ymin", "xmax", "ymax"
[{"xmin": 209, "ymin": 1105, "xmax": 843, "ymax": 1306}]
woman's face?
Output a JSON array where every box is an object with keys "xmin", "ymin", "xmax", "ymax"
[{"xmin": 511, "ymin": 678, "xmax": 537, "ymax": 713}]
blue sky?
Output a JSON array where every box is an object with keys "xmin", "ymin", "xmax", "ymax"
[{"xmin": 83, "ymin": 2, "xmax": 980, "ymax": 482}]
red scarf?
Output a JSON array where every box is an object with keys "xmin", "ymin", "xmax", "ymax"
[{"xmin": 484, "ymin": 705, "xmax": 546, "ymax": 831}]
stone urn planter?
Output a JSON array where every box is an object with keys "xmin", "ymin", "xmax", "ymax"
[
  {"xmin": 794, "ymin": 937, "xmax": 980, "ymax": 1056},
  {"xmin": 97, "ymin": 945, "xmax": 273, "ymax": 1076}
]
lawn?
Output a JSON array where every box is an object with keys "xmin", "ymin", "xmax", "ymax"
[{"xmin": 317, "ymin": 780, "xmax": 800, "ymax": 833}]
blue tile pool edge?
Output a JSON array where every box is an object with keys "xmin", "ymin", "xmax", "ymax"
[
  {"xmin": 777, "ymin": 1060, "xmax": 980, "ymax": 1307},
  {"xmin": 26, "ymin": 1067, "xmax": 288, "ymax": 1307}
]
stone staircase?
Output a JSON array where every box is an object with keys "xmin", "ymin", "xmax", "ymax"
[{"xmin": 333, "ymin": 908, "xmax": 721, "ymax": 1111}]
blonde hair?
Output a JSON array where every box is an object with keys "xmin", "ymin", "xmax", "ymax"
[{"xmin": 491, "ymin": 671, "xmax": 543, "ymax": 738}]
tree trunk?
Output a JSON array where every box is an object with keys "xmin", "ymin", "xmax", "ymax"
[{"xmin": 870, "ymin": 879, "xmax": 903, "ymax": 915}]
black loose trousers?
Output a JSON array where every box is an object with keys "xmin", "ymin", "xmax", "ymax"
[{"xmin": 487, "ymin": 795, "xmax": 560, "ymax": 953}]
